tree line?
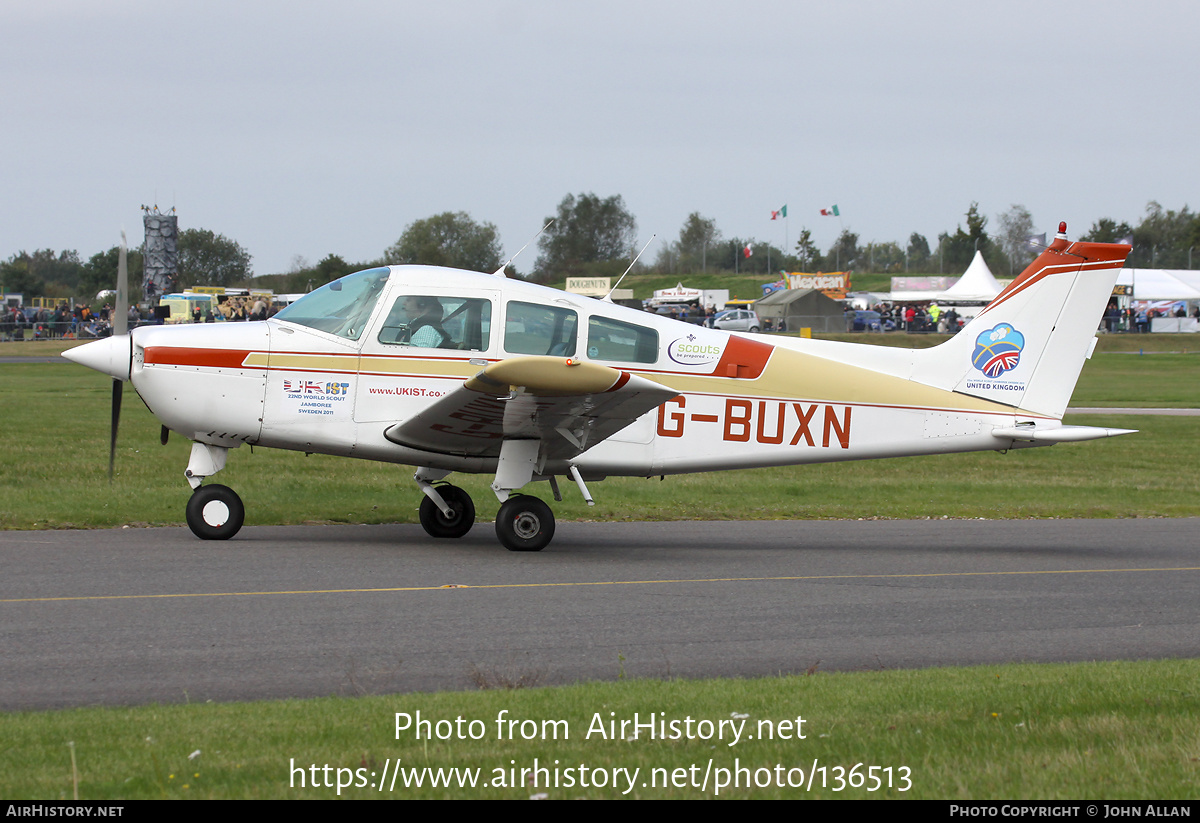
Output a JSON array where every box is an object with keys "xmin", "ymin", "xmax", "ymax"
[
  {"xmin": 6, "ymin": 197, "xmax": 1198, "ymax": 303},
  {"xmin": 0, "ymin": 229, "xmax": 252, "ymax": 302}
]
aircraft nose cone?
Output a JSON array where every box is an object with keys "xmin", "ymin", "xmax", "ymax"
[{"xmin": 62, "ymin": 334, "xmax": 133, "ymax": 380}]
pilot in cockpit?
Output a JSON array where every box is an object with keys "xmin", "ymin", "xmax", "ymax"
[{"xmin": 403, "ymin": 296, "xmax": 450, "ymax": 348}]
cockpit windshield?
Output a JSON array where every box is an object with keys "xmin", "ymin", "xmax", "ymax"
[{"xmin": 273, "ymin": 267, "xmax": 391, "ymax": 340}]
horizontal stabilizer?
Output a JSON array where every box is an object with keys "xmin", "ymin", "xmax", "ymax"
[{"xmin": 991, "ymin": 424, "xmax": 1137, "ymax": 443}]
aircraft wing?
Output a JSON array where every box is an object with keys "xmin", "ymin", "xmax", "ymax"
[{"xmin": 383, "ymin": 356, "xmax": 678, "ymax": 460}]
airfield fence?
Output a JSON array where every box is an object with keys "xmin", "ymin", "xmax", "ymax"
[
  {"xmin": 0, "ymin": 318, "xmax": 158, "ymax": 343},
  {"xmin": 762, "ymin": 315, "xmax": 887, "ymax": 334}
]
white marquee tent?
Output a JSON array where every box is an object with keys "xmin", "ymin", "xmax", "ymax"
[
  {"xmin": 1115, "ymin": 269, "xmax": 1200, "ymax": 300},
  {"xmin": 889, "ymin": 251, "xmax": 1005, "ymax": 304},
  {"xmin": 934, "ymin": 250, "xmax": 1004, "ymax": 303}
]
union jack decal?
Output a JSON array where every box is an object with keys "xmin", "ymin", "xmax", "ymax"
[
  {"xmin": 971, "ymin": 323, "xmax": 1025, "ymax": 378},
  {"xmin": 283, "ymin": 379, "xmax": 327, "ymax": 393}
]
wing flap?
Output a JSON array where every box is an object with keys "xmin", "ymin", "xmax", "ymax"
[{"xmin": 384, "ymin": 356, "xmax": 677, "ymax": 458}]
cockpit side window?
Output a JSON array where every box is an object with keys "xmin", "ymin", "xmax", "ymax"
[
  {"xmin": 586, "ymin": 316, "xmax": 659, "ymax": 364},
  {"xmin": 504, "ymin": 301, "xmax": 577, "ymax": 357},
  {"xmin": 274, "ymin": 267, "xmax": 390, "ymax": 340},
  {"xmin": 377, "ymin": 295, "xmax": 492, "ymax": 351}
]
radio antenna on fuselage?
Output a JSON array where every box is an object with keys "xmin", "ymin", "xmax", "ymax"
[
  {"xmin": 602, "ymin": 234, "xmax": 656, "ymax": 302},
  {"xmin": 493, "ymin": 220, "xmax": 554, "ymax": 277}
]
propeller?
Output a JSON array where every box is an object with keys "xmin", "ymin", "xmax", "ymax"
[
  {"xmin": 109, "ymin": 232, "xmax": 129, "ymax": 482},
  {"xmin": 109, "ymin": 380, "xmax": 122, "ymax": 481}
]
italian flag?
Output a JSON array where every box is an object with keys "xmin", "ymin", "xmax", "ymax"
[
  {"xmin": 820, "ymin": 205, "xmax": 840, "ymax": 217},
  {"xmin": 771, "ymin": 205, "xmax": 788, "ymax": 220}
]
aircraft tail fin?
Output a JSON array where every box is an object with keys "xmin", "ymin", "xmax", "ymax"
[{"xmin": 911, "ymin": 224, "xmax": 1129, "ymax": 419}]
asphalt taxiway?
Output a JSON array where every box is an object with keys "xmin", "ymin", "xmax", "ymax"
[{"xmin": 1, "ymin": 518, "xmax": 1198, "ymax": 710}]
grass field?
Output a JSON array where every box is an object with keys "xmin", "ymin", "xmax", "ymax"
[
  {"xmin": 3, "ymin": 660, "xmax": 1198, "ymax": 799},
  {"xmin": 2, "ymin": 336, "xmax": 1197, "ymax": 800},
  {"xmin": 2, "ymin": 338, "xmax": 1197, "ymax": 530}
]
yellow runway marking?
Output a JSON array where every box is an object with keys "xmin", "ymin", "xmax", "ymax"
[{"xmin": 3, "ymin": 566, "xmax": 1200, "ymax": 604}]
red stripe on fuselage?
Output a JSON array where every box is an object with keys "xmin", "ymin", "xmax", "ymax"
[{"xmin": 143, "ymin": 347, "xmax": 256, "ymax": 369}]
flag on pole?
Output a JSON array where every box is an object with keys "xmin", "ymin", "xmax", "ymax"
[
  {"xmin": 743, "ymin": 244, "xmax": 753, "ymax": 258},
  {"xmin": 820, "ymin": 205, "xmax": 840, "ymax": 217},
  {"xmin": 771, "ymin": 205, "xmax": 788, "ymax": 220}
]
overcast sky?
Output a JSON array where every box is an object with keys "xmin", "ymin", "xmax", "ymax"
[{"xmin": 3, "ymin": 0, "xmax": 1196, "ymax": 275}]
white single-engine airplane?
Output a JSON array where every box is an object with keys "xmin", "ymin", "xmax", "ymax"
[{"xmin": 65, "ymin": 223, "xmax": 1134, "ymax": 551}]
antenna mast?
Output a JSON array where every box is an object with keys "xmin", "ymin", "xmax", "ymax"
[
  {"xmin": 494, "ymin": 220, "xmax": 554, "ymax": 277},
  {"xmin": 602, "ymin": 235, "xmax": 656, "ymax": 302}
]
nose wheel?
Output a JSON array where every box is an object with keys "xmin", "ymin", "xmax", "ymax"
[
  {"xmin": 495, "ymin": 494, "xmax": 555, "ymax": 552},
  {"xmin": 418, "ymin": 484, "xmax": 476, "ymax": 538},
  {"xmin": 185, "ymin": 484, "xmax": 245, "ymax": 540}
]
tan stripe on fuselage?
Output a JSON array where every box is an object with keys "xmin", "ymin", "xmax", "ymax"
[
  {"xmin": 635, "ymin": 345, "xmax": 1034, "ymax": 417},
  {"xmin": 251, "ymin": 345, "xmax": 1032, "ymax": 417}
]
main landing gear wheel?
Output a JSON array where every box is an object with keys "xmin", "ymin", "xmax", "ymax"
[
  {"xmin": 419, "ymin": 484, "xmax": 475, "ymax": 539},
  {"xmin": 185, "ymin": 484, "xmax": 245, "ymax": 540},
  {"xmin": 495, "ymin": 494, "xmax": 555, "ymax": 552}
]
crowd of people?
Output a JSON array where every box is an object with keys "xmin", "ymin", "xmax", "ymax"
[
  {"xmin": 208, "ymin": 295, "xmax": 274, "ymax": 322},
  {"xmin": 1109, "ymin": 301, "xmax": 1200, "ymax": 333},
  {"xmin": 651, "ymin": 304, "xmax": 716, "ymax": 324},
  {"xmin": 174, "ymin": 295, "xmax": 277, "ymax": 324},
  {"xmin": 5, "ymin": 293, "xmax": 1196, "ymax": 342},
  {"xmin": 1, "ymin": 302, "xmax": 135, "ymax": 341},
  {"xmin": 649, "ymin": 299, "xmax": 968, "ymax": 334},
  {"xmin": 0, "ymin": 294, "xmax": 280, "ymax": 340},
  {"xmin": 858, "ymin": 302, "xmax": 964, "ymax": 333}
]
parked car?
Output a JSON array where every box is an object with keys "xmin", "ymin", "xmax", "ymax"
[
  {"xmin": 712, "ymin": 309, "xmax": 761, "ymax": 332},
  {"xmin": 849, "ymin": 310, "xmax": 882, "ymax": 332},
  {"xmin": 652, "ymin": 304, "xmax": 706, "ymax": 325}
]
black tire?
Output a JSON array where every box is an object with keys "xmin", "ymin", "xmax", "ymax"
[
  {"xmin": 185, "ymin": 484, "xmax": 245, "ymax": 540},
  {"xmin": 749, "ymin": 326, "xmax": 759, "ymax": 333},
  {"xmin": 495, "ymin": 495, "xmax": 555, "ymax": 552},
  {"xmin": 419, "ymin": 484, "xmax": 475, "ymax": 539}
]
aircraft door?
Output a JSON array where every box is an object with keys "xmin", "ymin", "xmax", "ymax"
[
  {"xmin": 354, "ymin": 289, "xmax": 498, "ymax": 424},
  {"xmin": 260, "ymin": 322, "xmax": 361, "ymax": 456}
]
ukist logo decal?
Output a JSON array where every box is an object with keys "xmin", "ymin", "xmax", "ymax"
[
  {"xmin": 281, "ymin": 376, "xmax": 352, "ymax": 418},
  {"xmin": 283, "ymin": 379, "xmax": 349, "ymax": 395},
  {"xmin": 972, "ymin": 323, "xmax": 1025, "ymax": 378}
]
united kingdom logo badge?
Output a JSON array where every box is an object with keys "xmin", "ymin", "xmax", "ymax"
[{"xmin": 971, "ymin": 323, "xmax": 1025, "ymax": 378}]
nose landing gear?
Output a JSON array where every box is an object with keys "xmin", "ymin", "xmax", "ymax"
[
  {"xmin": 183, "ymin": 442, "xmax": 244, "ymax": 540},
  {"xmin": 185, "ymin": 484, "xmax": 245, "ymax": 540}
]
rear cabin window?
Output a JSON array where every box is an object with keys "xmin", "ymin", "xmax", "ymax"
[
  {"xmin": 504, "ymin": 301, "xmax": 577, "ymax": 356},
  {"xmin": 586, "ymin": 316, "xmax": 658, "ymax": 364},
  {"xmin": 376, "ymin": 295, "xmax": 492, "ymax": 351}
]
